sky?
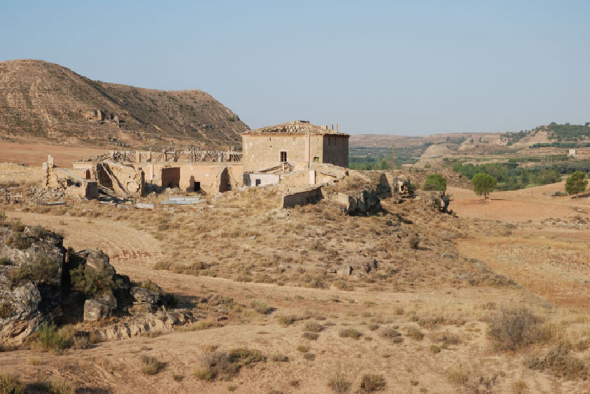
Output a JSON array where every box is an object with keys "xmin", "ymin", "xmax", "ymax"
[{"xmin": 1, "ymin": 0, "xmax": 589, "ymax": 136}]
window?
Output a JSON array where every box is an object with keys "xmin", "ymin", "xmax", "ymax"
[
  {"xmin": 280, "ymin": 151, "xmax": 287, "ymax": 163},
  {"xmin": 255, "ymin": 179, "xmax": 261, "ymax": 186},
  {"xmin": 313, "ymin": 157, "xmax": 319, "ymax": 163}
]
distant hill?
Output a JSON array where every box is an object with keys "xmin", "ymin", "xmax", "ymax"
[{"xmin": 0, "ymin": 59, "xmax": 249, "ymax": 149}]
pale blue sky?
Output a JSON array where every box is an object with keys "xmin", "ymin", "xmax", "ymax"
[{"xmin": 1, "ymin": 1, "xmax": 589, "ymax": 135}]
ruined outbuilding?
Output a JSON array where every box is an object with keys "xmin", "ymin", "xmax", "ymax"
[{"xmin": 43, "ymin": 155, "xmax": 98, "ymax": 200}]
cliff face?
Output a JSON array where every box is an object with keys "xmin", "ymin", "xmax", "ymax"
[{"xmin": 0, "ymin": 59, "xmax": 249, "ymax": 149}]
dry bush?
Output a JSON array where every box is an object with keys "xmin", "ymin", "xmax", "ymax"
[
  {"xmin": 140, "ymin": 355, "xmax": 165, "ymax": 375},
  {"xmin": 407, "ymin": 327, "xmax": 424, "ymax": 341},
  {"xmin": 339, "ymin": 328, "xmax": 362, "ymax": 340},
  {"xmin": 447, "ymin": 364, "xmax": 499, "ymax": 394},
  {"xmin": 303, "ymin": 322, "xmax": 323, "ymax": 333},
  {"xmin": 430, "ymin": 331, "xmax": 462, "ymax": 347},
  {"xmin": 250, "ymin": 300, "xmax": 273, "ymax": 315},
  {"xmin": 0, "ymin": 374, "xmax": 23, "ymax": 394},
  {"xmin": 278, "ymin": 315, "xmax": 297, "ymax": 327},
  {"xmin": 194, "ymin": 348, "xmax": 266, "ymax": 382},
  {"xmin": 296, "ymin": 345, "xmax": 309, "ymax": 353},
  {"xmin": 488, "ymin": 307, "xmax": 546, "ymax": 351},
  {"xmin": 329, "ymin": 373, "xmax": 352, "ymax": 394},
  {"xmin": 270, "ymin": 354, "xmax": 289, "ymax": 362},
  {"xmin": 525, "ymin": 347, "xmax": 587, "ymax": 380},
  {"xmin": 379, "ymin": 326, "xmax": 401, "ymax": 339},
  {"xmin": 302, "ymin": 332, "xmax": 319, "ymax": 340},
  {"xmin": 359, "ymin": 374, "xmax": 386, "ymax": 392},
  {"xmin": 304, "ymin": 353, "xmax": 316, "ymax": 360},
  {"xmin": 512, "ymin": 380, "xmax": 528, "ymax": 394}
]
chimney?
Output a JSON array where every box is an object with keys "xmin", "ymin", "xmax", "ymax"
[{"xmin": 335, "ymin": 124, "xmax": 339, "ymax": 133}]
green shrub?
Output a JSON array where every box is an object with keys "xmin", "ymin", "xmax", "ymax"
[
  {"xmin": 422, "ymin": 174, "xmax": 447, "ymax": 192},
  {"xmin": 0, "ymin": 258, "xmax": 11, "ymax": 266},
  {"xmin": 36, "ymin": 323, "xmax": 68, "ymax": 352},
  {"xmin": 69, "ymin": 264, "xmax": 116, "ymax": 297},
  {"xmin": 228, "ymin": 348, "xmax": 266, "ymax": 365},
  {"xmin": 195, "ymin": 348, "xmax": 265, "ymax": 381},
  {"xmin": 9, "ymin": 255, "xmax": 60, "ymax": 288}
]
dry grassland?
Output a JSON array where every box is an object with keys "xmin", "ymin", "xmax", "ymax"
[{"xmin": 1, "ymin": 165, "xmax": 590, "ymax": 393}]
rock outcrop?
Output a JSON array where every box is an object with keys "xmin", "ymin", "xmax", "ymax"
[{"xmin": 0, "ymin": 221, "xmax": 180, "ymax": 346}]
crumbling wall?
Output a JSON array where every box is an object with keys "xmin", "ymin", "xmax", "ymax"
[
  {"xmin": 42, "ymin": 156, "xmax": 99, "ymax": 200},
  {"xmin": 282, "ymin": 187, "xmax": 323, "ymax": 208},
  {"xmin": 99, "ymin": 162, "xmax": 145, "ymax": 196}
]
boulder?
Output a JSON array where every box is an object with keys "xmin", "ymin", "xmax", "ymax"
[
  {"xmin": 0, "ymin": 267, "xmax": 45, "ymax": 345},
  {"xmin": 84, "ymin": 299, "xmax": 112, "ymax": 322},
  {"xmin": 131, "ymin": 287, "xmax": 161, "ymax": 305}
]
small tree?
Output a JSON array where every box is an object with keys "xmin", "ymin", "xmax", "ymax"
[
  {"xmin": 565, "ymin": 171, "xmax": 588, "ymax": 198},
  {"xmin": 472, "ymin": 173, "xmax": 497, "ymax": 199},
  {"xmin": 422, "ymin": 174, "xmax": 447, "ymax": 192}
]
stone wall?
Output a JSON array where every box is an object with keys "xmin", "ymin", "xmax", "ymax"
[
  {"xmin": 242, "ymin": 134, "xmax": 349, "ymax": 173},
  {"xmin": 281, "ymin": 187, "xmax": 323, "ymax": 208}
]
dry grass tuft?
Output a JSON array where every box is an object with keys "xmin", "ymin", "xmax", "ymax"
[
  {"xmin": 359, "ymin": 374, "xmax": 386, "ymax": 392},
  {"xmin": 329, "ymin": 373, "xmax": 352, "ymax": 394},
  {"xmin": 339, "ymin": 328, "xmax": 362, "ymax": 340},
  {"xmin": 140, "ymin": 356, "xmax": 165, "ymax": 375}
]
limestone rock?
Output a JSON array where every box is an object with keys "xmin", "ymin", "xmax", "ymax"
[
  {"xmin": 0, "ymin": 267, "xmax": 45, "ymax": 346},
  {"xmin": 84, "ymin": 299, "xmax": 112, "ymax": 322},
  {"xmin": 131, "ymin": 287, "xmax": 161, "ymax": 305}
]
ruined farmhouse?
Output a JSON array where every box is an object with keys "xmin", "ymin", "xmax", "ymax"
[{"xmin": 45, "ymin": 121, "xmax": 350, "ymax": 197}]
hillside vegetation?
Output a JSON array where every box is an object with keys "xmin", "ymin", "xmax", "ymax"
[{"xmin": 0, "ymin": 59, "xmax": 249, "ymax": 149}]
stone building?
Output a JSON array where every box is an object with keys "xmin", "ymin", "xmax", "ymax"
[{"xmin": 241, "ymin": 120, "xmax": 349, "ymax": 173}]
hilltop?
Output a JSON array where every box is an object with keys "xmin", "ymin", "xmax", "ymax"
[{"xmin": 0, "ymin": 59, "xmax": 249, "ymax": 149}]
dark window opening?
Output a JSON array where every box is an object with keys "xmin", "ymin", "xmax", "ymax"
[
  {"xmin": 313, "ymin": 157, "xmax": 319, "ymax": 163},
  {"xmin": 255, "ymin": 179, "xmax": 261, "ymax": 186},
  {"xmin": 280, "ymin": 151, "xmax": 287, "ymax": 163},
  {"xmin": 194, "ymin": 182, "xmax": 201, "ymax": 192}
]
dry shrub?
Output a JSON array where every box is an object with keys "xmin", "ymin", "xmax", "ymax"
[
  {"xmin": 359, "ymin": 374, "xmax": 386, "ymax": 392},
  {"xmin": 304, "ymin": 353, "xmax": 316, "ymax": 360},
  {"xmin": 339, "ymin": 328, "xmax": 362, "ymax": 340},
  {"xmin": 329, "ymin": 373, "xmax": 352, "ymax": 394},
  {"xmin": 270, "ymin": 354, "xmax": 289, "ymax": 362},
  {"xmin": 447, "ymin": 364, "xmax": 499, "ymax": 394},
  {"xmin": 407, "ymin": 327, "xmax": 424, "ymax": 341},
  {"xmin": 250, "ymin": 300, "xmax": 273, "ymax": 315},
  {"xmin": 302, "ymin": 332, "xmax": 319, "ymax": 340},
  {"xmin": 140, "ymin": 355, "xmax": 165, "ymax": 375},
  {"xmin": 0, "ymin": 374, "xmax": 23, "ymax": 394},
  {"xmin": 194, "ymin": 348, "xmax": 266, "ymax": 382},
  {"xmin": 303, "ymin": 322, "xmax": 323, "ymax": 333},
  {"xmin": 512, "ymin": 380, "xmax": 528, "ymax": 394},
  {"xmin": 296, "ymin": 345, "xmax": 309, "ymax": 353},
  {"xmin": 379, "ymin": 326, "xmax": 401, "ymax": 339},
  {"xmin": 488, "ymin": 307, "xmax": 546, "ymax": 351},
  {"xmin": 430, "ymin": 331, "xmax": 461, "ymax": 347},
  {"xmin": 525, "ymin": 347, "xmax": 587, "ymax": 380},
  {"xmin": 278, "ymin": 315, "xmax": 297, "ymax": 327}
]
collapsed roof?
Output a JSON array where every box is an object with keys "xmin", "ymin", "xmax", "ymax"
[{"xmin": 242, "ymin": 120, "xmax": 349, "ymax": 136}]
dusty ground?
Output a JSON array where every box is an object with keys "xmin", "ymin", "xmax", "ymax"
[
  {"xmin": 0, "ymin": 141, "xmax": 108, "ymax": 167},
  {"xmin": 1, "ymin": 164, "xmax": 590, "ymax": 393}
]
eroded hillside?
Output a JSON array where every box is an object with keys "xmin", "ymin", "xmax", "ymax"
[{"xmin": 0, "ymin": 60, "xmax": 249, "ymax": 149}]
